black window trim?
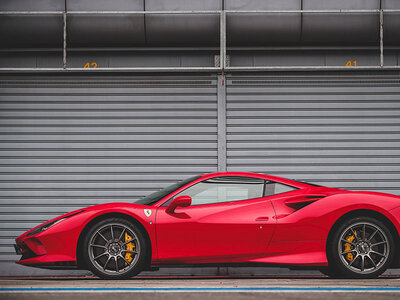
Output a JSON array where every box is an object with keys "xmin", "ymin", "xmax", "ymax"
[{"xmin": 263, "ymin": 180, "xmax": 299, "ymax": 198}]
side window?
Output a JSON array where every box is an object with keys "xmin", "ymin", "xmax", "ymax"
[
  {"xmin": 174, "ymin": 176, "xmax": 264, "ymax": 206},
  {"xmin": 264, "ymin": 181, "xmax": 297, "ymax": 197}
]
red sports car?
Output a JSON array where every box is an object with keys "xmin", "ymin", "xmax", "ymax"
[{"xmin": 14, "ymin": 172, "xmax": 400, "ymax": 279}]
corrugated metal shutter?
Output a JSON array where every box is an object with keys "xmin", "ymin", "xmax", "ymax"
[
  {"xmin": 226, "ymin": 72, "xmax": 400, "ymax": 195},
  {"xmin": 0, "ymin": 74, "xmax": 218, "ymax": 274}
]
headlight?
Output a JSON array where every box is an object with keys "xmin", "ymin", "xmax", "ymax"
[
  {"xmin": 27, "ymin": 218, "xmax": 67, "ymax": 237},
  {"xmin": 26, "ymin": 210, "xmax": 84, "ymax": 237}
]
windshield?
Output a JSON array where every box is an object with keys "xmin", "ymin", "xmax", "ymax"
[{"xmin": 134, "ymin": 176, "xmax": 201, "ymax": 206}]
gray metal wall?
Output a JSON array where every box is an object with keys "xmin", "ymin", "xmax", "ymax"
[
  {"xmin": 1, "ymin": 0, "xmax": 400, "ymax": 48},
  {"xmin": 0, "ymin": 72, "xmax": 399, "ymax": 275},
  {"xmin": 226, "ymin": 73, "xmax": 400, "ymax": 195},
  {"xmin": 0, "ymin": 74, "xmax": 218, "ymax": 275}
]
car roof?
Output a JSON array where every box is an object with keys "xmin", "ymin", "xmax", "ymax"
[{"xmin": 198, "ymin": 172, "xmax": 312, "ymax": 189}]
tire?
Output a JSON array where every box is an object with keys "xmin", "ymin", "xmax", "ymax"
[
  {"xmin": 82, "ymin": 217, "xmax": 148, "ymax": 279},
  {"xmin": 318, "ymin": 266, "xmax": 346, "ymax": 278},
  {"xmin": 327, "ymin": 216, "xmax": 395, "ymax": 279}
]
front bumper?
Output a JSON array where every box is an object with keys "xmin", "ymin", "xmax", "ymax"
[
  {"xmin": 14, "ymin": 224, "xmax": 80, "ymax": 268},
  {"xmin": 14, "ymin": 236, "xmax": 78, "ymax": 268}
]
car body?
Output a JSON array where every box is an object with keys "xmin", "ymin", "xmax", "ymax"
[{"xmin": 14, "ymin": 172, "xmax": 400, "ymax": 278}]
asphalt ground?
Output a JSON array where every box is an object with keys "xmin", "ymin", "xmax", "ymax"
[{"xmin": 1, "ymin": 275, "xmax": 400, "ymax": 300}]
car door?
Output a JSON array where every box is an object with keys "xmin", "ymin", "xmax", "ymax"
[{"xmin": 155, "ymin": 176, "xmax": 277, "ymax": 263}]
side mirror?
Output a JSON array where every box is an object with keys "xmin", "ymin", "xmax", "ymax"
[{"xmin": 166, "ymin": 195, "xmax": 192, "ymax": 214}]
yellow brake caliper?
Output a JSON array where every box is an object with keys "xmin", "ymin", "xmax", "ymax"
[
  {"xmin": 124, "ymin": 232, "xmax": 135, "ymax": 265},
  {"xmin": 344, "ymin": 230, "xmax": 356, "ymax": 262}
]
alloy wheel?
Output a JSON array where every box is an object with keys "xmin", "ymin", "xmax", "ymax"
[
  {"xmin": 88, "ymin": 223, "xmax": 141, "ymax": 275},
  {"xmin": 338, "ymin": 221, "xmax": 389, "ymax": 275}
]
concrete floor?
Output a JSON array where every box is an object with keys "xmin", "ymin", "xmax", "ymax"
[{"xmin": 1, "ymin": 275, "xmax": 400, "ymax": 300}]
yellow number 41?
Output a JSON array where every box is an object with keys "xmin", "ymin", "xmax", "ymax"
[
  {"xmin": 84, "ymin": 62, "xmax": 98, "ymax": 68},
  {"xmin": 345, "ymin": 60, "xmax": 357, "ymax": 67}
]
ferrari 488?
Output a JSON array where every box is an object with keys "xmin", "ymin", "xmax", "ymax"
[{"xmin": 14, "ymin": 172, "xmax": 400, "ymax": 279}]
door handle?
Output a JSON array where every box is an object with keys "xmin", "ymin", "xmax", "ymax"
[{"xmin": 255, "ymin": 217, "xmax": 269, "ymax": 221}]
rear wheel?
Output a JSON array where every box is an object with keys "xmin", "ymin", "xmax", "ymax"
[
  {"xmin": 82, "ymin": 218, "xmax": 147, "ymax": 279},
  {"xmin": 318, "ymin": 266, "xmax": 344, "ymax": 278},
  {"xmin": 327, "ymin": 216, "xmax": 394, "ymax": 279}
]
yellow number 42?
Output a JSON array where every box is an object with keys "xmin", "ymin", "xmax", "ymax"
[
  {"xmin": 84, "ymin": 62, "xmax": 98, "ymax": 68},
  {"xmin": 345, "ymin": 60, "xmax": 357, "ymax": 67}
]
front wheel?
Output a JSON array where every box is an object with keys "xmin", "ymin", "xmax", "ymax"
[
  {"xmin": 82, "ymin": 218, "xmax": 147, "ymax": 279},
  {"xmin": 327, "ymin": 216, "xmax": 394, "ymax": 279}
]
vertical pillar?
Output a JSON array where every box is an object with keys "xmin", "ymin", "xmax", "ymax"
[
  {"xmin": 217, "ymin": 74, "xmax": 227, "ymax": 172},
  {"xmin": 220, "ymin": 11, "xmax": 226, "ymax": 69},
  {"xmin": 63, "ymin": 12, "xmax": 67, "ymax": 69},
  {"xmin": 217, "ymin": 10, "xmax": 227, "ymax": 275},
  {"xmin": 380, "ymin": 9, "xmax": 384, "ymax": 68}
]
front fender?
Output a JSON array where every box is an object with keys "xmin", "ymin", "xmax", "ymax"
[
  {"xmin": 76, "ymin": 205, "xmax": 157, "ymax": 262},
  {"xmin": 16, "ymin": 203, "xmax": 157, "ymax": 266}
]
